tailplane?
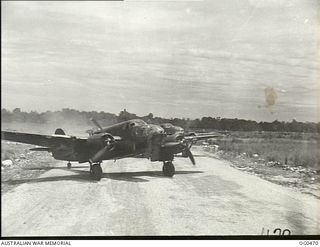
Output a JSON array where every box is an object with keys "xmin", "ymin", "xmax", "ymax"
[{"xmin": 54, "ymin": 128, "xmax": 66, "ymax": 135}]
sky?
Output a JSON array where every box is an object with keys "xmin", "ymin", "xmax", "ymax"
[{"xmin": 2, "ymin": 0, "xmax": 319, "ymax": 122}]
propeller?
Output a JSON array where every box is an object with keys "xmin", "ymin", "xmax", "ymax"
[
  {"xmin": 90, "ymin": 118, "xmax": 103, "ymax": 130},
  {"xmin": 91, "ymin": 145, "xmax": 111, "ymax": 163},
  {"xmin": 180, "ymin": 138, "xmax": 196, "ymax": 165},
  {"xmin": 184, "ymin": 146, "xmax": 196, "ymax": 165},
  {"xmin": 162, "ymin": 141, "xmax": 196, "ymax": 165},
  {"xmin": 89, "ymin": 134, "xmax": 114, "ymax": 163}
]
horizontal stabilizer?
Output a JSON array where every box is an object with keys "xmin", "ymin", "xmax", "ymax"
[{"xmin": 29, "ymin": 147, "xmax": 51, "ymax": 152}]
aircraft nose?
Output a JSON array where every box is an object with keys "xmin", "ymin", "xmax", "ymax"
[
  {"xmin": 149, "ymin": 125, "xmax": 166, "ymax": 147},
  {"xmin": 150, "ymin": 125, "xmax": 165, "ymax": 136},
  {"xmin": 146, "ymin": 125, "xmax": 165, "ymax": 139},
  {"xmin": 134, "ymin": 124, "xmax": 165, "ymax": 139}
]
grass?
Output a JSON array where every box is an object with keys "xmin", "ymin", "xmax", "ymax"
[
  {"xmin": 201, "ymin": 131, "xmax": 319, "ymax": 198},
  {"xmin": 207, "ymin": 131, "xmax": 319, "ymax": 170},
  {"xmin": 1, "ymin": 142, "xmax": 27, "ymax": 162},
  {"xmin": 1, "ymin": 142, "xmax": 58, "ymax": 194}
]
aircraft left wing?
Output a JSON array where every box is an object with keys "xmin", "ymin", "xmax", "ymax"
[{"xmin": 1, "ymin": 131, "xmax": 87, "ymax": 148}]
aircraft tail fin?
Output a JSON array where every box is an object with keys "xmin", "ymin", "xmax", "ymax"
[{"xmin": 54, "ymin": 128, "xmax": 66, "ymax": 135}]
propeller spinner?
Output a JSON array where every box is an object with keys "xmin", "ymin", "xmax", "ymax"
[{"xmin": 89, "ymin": 133, "xmax": 115, "ymax": 163}]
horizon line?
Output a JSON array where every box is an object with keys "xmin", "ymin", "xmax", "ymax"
[{"xmin": 1, "ymin": 107, "xmax": 319, "ymax": 125}]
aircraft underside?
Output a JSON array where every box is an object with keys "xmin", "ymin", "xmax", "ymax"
[
  {"xmin": 59, "ymin": 144, "xmax": 177, "ymax": 180},
  {"xmin": 78, "ymin": 160, "xmax": 176, "ymax": 181},
  {"xmin": 64, "ymin": 151, "xmax": 176, "ymax": 181}
]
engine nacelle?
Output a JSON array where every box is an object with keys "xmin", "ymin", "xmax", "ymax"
[{"xmin": 86, "ymin": 133, "xmax": 114, "ymax": 150}]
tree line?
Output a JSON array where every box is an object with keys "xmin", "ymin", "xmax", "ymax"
[{"xmin": 2, "ymin": 108, "xmax": 319, "ymax": 133}]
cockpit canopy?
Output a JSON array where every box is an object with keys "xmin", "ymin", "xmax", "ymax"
[
  {"xmin": 130, "ymin": 119, "xmax": 147, "ymax": 126},
  {"xmin": 161, "ymin": 123, "xmax": 174, "ymax": 129}
]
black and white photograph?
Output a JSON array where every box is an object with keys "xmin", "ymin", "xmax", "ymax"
[{"xmin": 1, "ymin": 0, "xmax": 319, "ymax": 238}]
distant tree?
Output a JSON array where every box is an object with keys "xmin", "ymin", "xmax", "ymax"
[
  {"xmin": 1, "ymin": 108, "xmax": 12, "ymax": 122},
  {"xmin": 1, "ymin": 107, "xmax": 319, "ymax": 133},
  {"xmin": 118, "ymin": 109, "xmax": 137, "ymax": 122},
  {"xmin": 13, "ymin": 108, "xmax": 21, "ymax": 114},
  {"xmin": 28, "ymin": 111, "xmax": 40, "ymax": 123}
]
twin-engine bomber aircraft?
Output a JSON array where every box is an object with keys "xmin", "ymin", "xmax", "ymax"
[{"xmin": 1, "ymin": 119, "xmax": 219, "ymax": 180}]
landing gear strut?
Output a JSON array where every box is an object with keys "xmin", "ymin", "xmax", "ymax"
[
  {"xmin": 90, "ymin": 163, "xmax": 103, "ymax": 181},
  {"xmin": 67, "ymin": 162, "xmax": 72, "ymax": 169},
  {"xmin": 162, "ymin": 161, "xmax": 175, "ymax": 177}
]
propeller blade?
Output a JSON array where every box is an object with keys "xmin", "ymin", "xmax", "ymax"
[
  {"xmin": 90, "ymin": 118, "xmax": 103, "ymax": 130},
  {"xmin": 185, "ymin": 147, "xmax": 196, "ymax": 165},
  {"xmin": 91, "ymin": 146, "xmax": 110, "ymax": 163}
]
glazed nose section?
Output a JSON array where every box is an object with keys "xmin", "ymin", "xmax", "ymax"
[
  {"xmin": 149, "ymin": 125, "xmax": 165, "ymax": 137},
  {"xmin": 133, "ymin": 124, "xmax": 165, "ymax": 139}
]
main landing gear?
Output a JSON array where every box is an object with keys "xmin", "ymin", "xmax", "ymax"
[
  {"xmin": 162, "ymin": 161, "xmax": 175, "ymax": 177},
  {"xmin": 90, "ymin": 163, "xmax": 103, "ymax": 181},
  {"xmin": 67, "ymin": 162, "xmax": 72, "ymax": 169}
]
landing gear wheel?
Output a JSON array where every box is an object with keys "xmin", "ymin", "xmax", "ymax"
[
  {"xmin": 90, "ymin": 164, "xmax": 102, "ymax": 181},
  {"xmin": 162, "ymin": 162, "xmax": 175, "ymax": 177},
  {"xmin": 67, "ymin": 162, "xmax": 71, "ymax": 169}
]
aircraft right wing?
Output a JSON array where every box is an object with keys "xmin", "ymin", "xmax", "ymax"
[{"xmin": 183, "ymin": 134, "xmax": 221, "ymax": 142}]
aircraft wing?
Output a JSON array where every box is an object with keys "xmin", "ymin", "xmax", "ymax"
[
  {"xmin": 183, "ymin": 134, "xmax": 221, "ymax": 142},
  {"xmin": 1, "ymin": 131, "xmax": 87, "ymax": 148},
  {"xmin": 2, "ymin": 130, "xmax": 120, "ymax": 163}
]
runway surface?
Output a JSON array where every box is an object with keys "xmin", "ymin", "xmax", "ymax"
[{"xmin": 2, "ymin": 149, "xmax": 319, "ymax": 236}]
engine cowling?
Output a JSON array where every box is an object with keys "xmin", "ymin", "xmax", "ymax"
[
  {"xmin": 86, "ymin": 133, "xmax": 115, "ymax": 153},
  {"xmin": 87, "ymin": 133, "xmax": 115, "ymax": 163}
]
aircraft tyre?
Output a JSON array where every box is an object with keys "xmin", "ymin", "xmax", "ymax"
[
  {"xmin": 67, "ymin": 162, "xmax": 71, "ymax": 169},
  {"xmin": 162, "ymin": 161, "xmax": 175, "ymax": 177},
  {"xmin": 91, "ymin": 164, "xmax": 102, "ymax": 181}
]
